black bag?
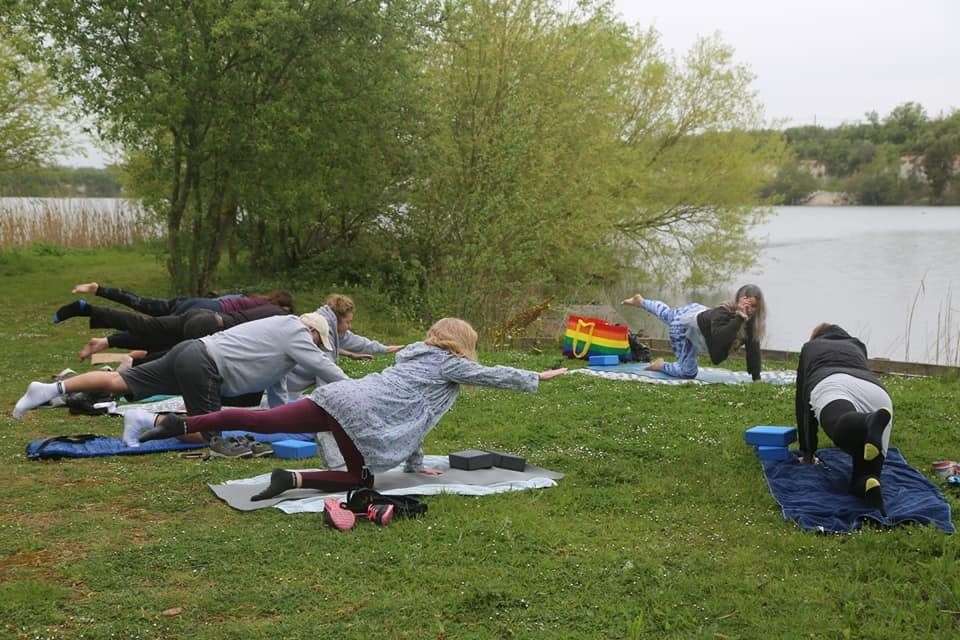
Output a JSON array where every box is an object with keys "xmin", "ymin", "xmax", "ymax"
[
  {"xmin": 343, "ymin": 488, "xmax": 428, "ymax": 519},
  {"xmin": 628, "ymin": 332, "xmax": 652, "ymax": 363},
  {"xmin": 64, "ymin": 391, "xmax": 115, "ymax": 416}
]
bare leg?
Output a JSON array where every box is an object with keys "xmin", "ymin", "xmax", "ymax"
[
  {"xmin": 63, "ymin": 370, "xmax": 129, "ymax": 395},
  {"xmin": 79, "ymin": 337, "xmax": 109, "ymax": 361}
]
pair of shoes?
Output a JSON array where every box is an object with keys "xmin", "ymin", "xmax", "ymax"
[
  {"xmin": 236, "ymin": 435, "xmax": 273, "ymax": 458},
  {"xmin": 322, "ymin": 498, "xmax": 395, "ymax": 531},
  {"xmin": 208, "ymin": 436, "xmax": 253, "ymax": 458}
]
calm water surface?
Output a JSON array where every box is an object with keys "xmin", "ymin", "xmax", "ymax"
[{"xmin": 726, "ymin": 206, "xmax": 960, "ymax": 364}]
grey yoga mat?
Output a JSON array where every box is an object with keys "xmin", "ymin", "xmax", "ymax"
[{"xmin": 210, "ymin": 455, "xmax": 564, "ymax": 512}]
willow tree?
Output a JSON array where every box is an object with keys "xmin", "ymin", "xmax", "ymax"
[
  {"xmin": 9, "ymin": 0, "xmax": 427, "ymax": 292},
  {"xmin": 401, "ymin": 0, "xmax": 780, "ymax": 331}
]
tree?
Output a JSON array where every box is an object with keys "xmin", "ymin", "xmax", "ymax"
[
  {"xmin": 0, "ymin": 35, "xmax": 64, "ymax": 171},
  {"xmin": 922, "ymin": 111, "xmax": 960, "ymax": 203},
  {"xmin": 9, "ymin": 0, "xmax": 428, "ymax": 293},
  {"xmin": 400, "ymin": 0, "xmax": 779, "ymax": 330}
]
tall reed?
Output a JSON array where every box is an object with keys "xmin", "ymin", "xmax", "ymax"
[{"xmin": 0, "ymin": 197, "xmax": 158, "ymax": 249}]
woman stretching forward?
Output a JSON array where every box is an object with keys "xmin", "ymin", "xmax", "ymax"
[
  {"xmin": 133, "ymin": 318, "xmax": 567, "ymax": 500},
  {"xmin": 622, "ymin": 285, "xmax": 766, "ymax": 380}
]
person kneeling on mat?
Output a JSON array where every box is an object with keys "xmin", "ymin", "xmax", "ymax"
[
  {"xmin": 795, "ymin": 323, "xmax": 893, "ymax": 514},
  {"xmin": 621, "ymin": 284, "xmax": 766, "ymax": 380},
  {"xmin": 13, "ymin": 313, "xmax": 348, "ymax": 448},
  {"xmin": 132, "ymin": 318, "xmax": 567, "ymax": 500}
]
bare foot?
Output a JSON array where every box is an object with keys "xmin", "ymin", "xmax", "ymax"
[
  {"xmin": 647, "ymin": 357, "xmax": 665, "ymax": 371},
  {"xmin": 72, "ymin": 282, "xmax": 99, "ymax": 294},
  {"xmin": 621, "ymin": 294, "xmax": 644, "ymax": 306},
  {"xmin": 78, "ymin": 337, "xmax": 108, "ymax": 361}
]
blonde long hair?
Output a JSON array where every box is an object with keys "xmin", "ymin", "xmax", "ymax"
[
  {"xmin": 425, "ymin": 318, "xmax": 478, "ymax": 361},
  {"xmin": 724, "ymin": 284, "xmax": 766, "ymax": 342}
]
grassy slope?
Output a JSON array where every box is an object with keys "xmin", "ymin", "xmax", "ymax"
[{"xmin": 1, "ymin": 248, "xmax": 958, "ymax": 639}]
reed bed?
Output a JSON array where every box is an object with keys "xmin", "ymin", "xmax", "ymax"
[{"xmin": 0, "ymin": 197, "xmax": 159, "ymax": 248}]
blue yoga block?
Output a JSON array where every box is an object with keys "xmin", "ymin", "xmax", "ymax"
[
  {"xmin": 744, "ymin": 425, "xmax": 797, "ymax": 447},
  {"xmin": 273, "ymin": 439, "xmax": 317, "ymax": 459},
  {"xmin": 756, "ymin": 445, "xmax": 793, "ymax": 462},
  {"xmin": 588, "ymin": 355, "xmax": 619, "ymax": 366}
]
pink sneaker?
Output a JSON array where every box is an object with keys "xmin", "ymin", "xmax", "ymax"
[
  {"xmin": 323, "ymin": 498, "xmax": 356, "ymax": 531},
  {"xmin": 366, "ymin": 504, "xmax": 395, "ymax": 527}
]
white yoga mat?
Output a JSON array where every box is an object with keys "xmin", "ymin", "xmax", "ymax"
[{"xmin": 210, "ymin": 455, "xmax": 564, "ymax": 513}]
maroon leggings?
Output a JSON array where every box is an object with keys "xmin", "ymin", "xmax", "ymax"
[{"xmin": 186, "ymin": 399, "xmax": 368, "ymax": 492}]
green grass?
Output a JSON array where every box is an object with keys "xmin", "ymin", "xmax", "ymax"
[{"xmin": 1, "ymin": 248, "xmax": 959, "ymax": 639}]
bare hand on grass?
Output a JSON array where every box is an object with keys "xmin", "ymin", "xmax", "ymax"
[{"xmin": 72, "ymin": 282, "xmax": 99, "ymax": 294}]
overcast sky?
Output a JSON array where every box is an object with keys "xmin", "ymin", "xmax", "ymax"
[{"xmin": 61, "ymin": 0, "xmax": 959, "ymax": 167}]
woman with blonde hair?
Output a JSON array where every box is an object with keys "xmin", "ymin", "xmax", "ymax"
[
  {"xmin": 622, "ymin": 284, "xmax": 767, "ymax": 380},
  {"xmin": 132, "ymin": 318, "xmax": 567, "ymax": 500}
]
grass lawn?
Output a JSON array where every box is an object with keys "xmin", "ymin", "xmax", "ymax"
[{"xmin": 1, "ymin": 247, "xmax": 959, "ymax": 639}]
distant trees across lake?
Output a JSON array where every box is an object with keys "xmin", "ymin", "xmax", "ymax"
[
  {"xmin": 0, "ymin": 166, "xmax": 122, "ymax": 198},
  {"xmin": 762, "ymin": 103, "xmax": 960, "ymax": 205}
]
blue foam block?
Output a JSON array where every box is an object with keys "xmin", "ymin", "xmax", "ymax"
[
  {"xmin": 588, "ymin": 355, "xmax": 619, "ymax": 366},
  {"xmin": 273, "ymin": 439, "xmax": 317, "ymax": 459},
  {"xmin": 745, "ymin": 425, "xmax": 797, "ymax": 447},
  {"xmin": 756, "ymin": 445, "xmax": 793, "ymax": 462}
]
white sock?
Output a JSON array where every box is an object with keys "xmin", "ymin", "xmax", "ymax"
[
  {"xmin": 13, "ymin": 381, "xmax": 62, "ymax": 419},
  {"xmin": 122, "ymin": 409, "xmax": 156, "ymax": 448}
]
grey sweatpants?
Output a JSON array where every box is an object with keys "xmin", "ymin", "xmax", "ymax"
[{"xmin": 119, "ymin": 340, "xmax": 223, "ymax": 415}]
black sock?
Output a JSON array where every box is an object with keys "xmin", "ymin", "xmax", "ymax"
[
  {"xmin": 138, "ymin": 412, "xmax": 186, "ymax": 442},
  {"xmin": 52, "ymin": 299, "xmax": 90, "ymax": 324},
  {"xmin": 862, "ymin": 476, "xmax": 886, "ymax": 516},
  {"xmin": 251, "ymin": 469, "xmax": 297, "ymax": 501},
  {"xmin": 863, "ymin": 408, "xmax": 891, "ymax": 477}
]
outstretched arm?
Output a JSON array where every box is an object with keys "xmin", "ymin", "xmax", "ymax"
[{"xmin": 439, "ymin": 357, "xmax": 565, "ymax": 391}]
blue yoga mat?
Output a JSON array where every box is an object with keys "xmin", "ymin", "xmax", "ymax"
[
  {"xmin": 761, "ymin": 447, "xmax": 955, "ymax": 534},
  {"xmin": 577, "ymin": 363, "xmax": 796, "ymax": 385},
  {"xmin": 26, "ymin": 431, "xmax": 314, "ymax": 460}
]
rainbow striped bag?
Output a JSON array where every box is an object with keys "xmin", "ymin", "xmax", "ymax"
[{"xmin": 562, "ymin": 315, "xmax": 632, "ymax": 361}]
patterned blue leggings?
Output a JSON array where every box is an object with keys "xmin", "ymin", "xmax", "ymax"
[{"xmin": 641, "ymin": 299, "xmax": 706, "ymax": 378}]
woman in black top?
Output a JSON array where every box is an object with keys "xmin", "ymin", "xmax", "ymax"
[
  {"xmin": 622, "ymin": 284, "xmax": 766, "ymax": 379},
  {"xmin": 795, "ymin": 323, "xmax": 893, "ymax": 514}
]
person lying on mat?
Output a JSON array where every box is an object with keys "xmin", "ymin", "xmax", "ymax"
[
  {"xmin": 284, "ymin": 293, "xmax": 405, "ymax": 397},
  {"xmin": 621, "ymin": 285, "xmax": 766, "ymax": 380},
  {"xmin": 52, "ymin": 300, "xmax": 291, "ymax": 361},
  {"xmin": 61, "ymin": 282, "xmax": 293, "ymax": 319},
  {"xmin": 13, "ymin": 314, "xmax": 348, "ymax": 441},
  {"xmin": 128, "ymin": 318, "xmax": 567, "ymax": 500},
  {"xmin": 795, "ymin": 323, "xmax": 893, "ymax": 514}
]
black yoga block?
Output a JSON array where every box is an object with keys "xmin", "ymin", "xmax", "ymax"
[
  {"xmin": 449, "ymin": 449, "xmax": 494, "ymax": 470},
  {"xmin": 487, "ymin": 450, "xmax": 527, "ymax": 472}
]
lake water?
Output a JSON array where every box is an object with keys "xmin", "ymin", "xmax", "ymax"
[{"xmin": 678, "ymin": 207, "xmax": 960, "ymax": 365}]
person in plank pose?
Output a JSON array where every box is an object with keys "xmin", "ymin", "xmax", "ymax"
[
  {"xmin": 51, "ymin": 300, "xmax": 291, "ymax": 360},
  {"xmin": 795, "ymin": 323, "xmax": 893, "ymax": 514},
  {"xmin": 59, "ymin": 282, "xmax": 292, "ymax": 319},
  {"xmin": 621, "ymin": 285, "xmax": 766, "ymax": 380},
  {"xmin": 130, "ymin": 318, "xmax": 567, "ymax": 501}
]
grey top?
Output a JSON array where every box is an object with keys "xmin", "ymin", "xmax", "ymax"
[
  {"xmin": 310, "ymin": 342, "xmax": 539, "ymax": 472},
  {"xmin": 200, "ymin": 315, "xmax": 348, "ymax": 407},
  {"xmin": 284, "ymin": 305, "xmax": 388, "ymax": 396}
]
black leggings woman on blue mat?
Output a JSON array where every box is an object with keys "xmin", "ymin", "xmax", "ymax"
[{"xmin": 795, "ymin": 323, "xmax": 893, "ymax": 514}]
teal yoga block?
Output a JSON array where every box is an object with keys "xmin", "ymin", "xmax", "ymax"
[
  {"xmin": 273, "ymin": 439, "xmax": 317, "ymax": 459},
  {"xmin": 744, "ymin": 425, "xmax": 797, "ymax": 447},
  {"xmin": 756, "ymin": 445, "xmax": 793, "ymax": 462},
  {"xmin": 588, "ymin": 355, "xmax": 619, "ymax": 366}
]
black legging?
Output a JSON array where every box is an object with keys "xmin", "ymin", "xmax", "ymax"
[
  {"xmin": 90, "ymin": 307, "xmax": 222, "ymax": 351},
  {"xmin": 97, "ymin": 285, "xmax": 220, "ymax": 316}
]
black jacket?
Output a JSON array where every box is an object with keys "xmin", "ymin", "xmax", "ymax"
[
  {"xmin": 795, "ymin": 325, "xmax": 884, "ymax": 456},
  {"xmin": 696, "ymin": 306, "xmax": 762, "ymax": 380}
]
